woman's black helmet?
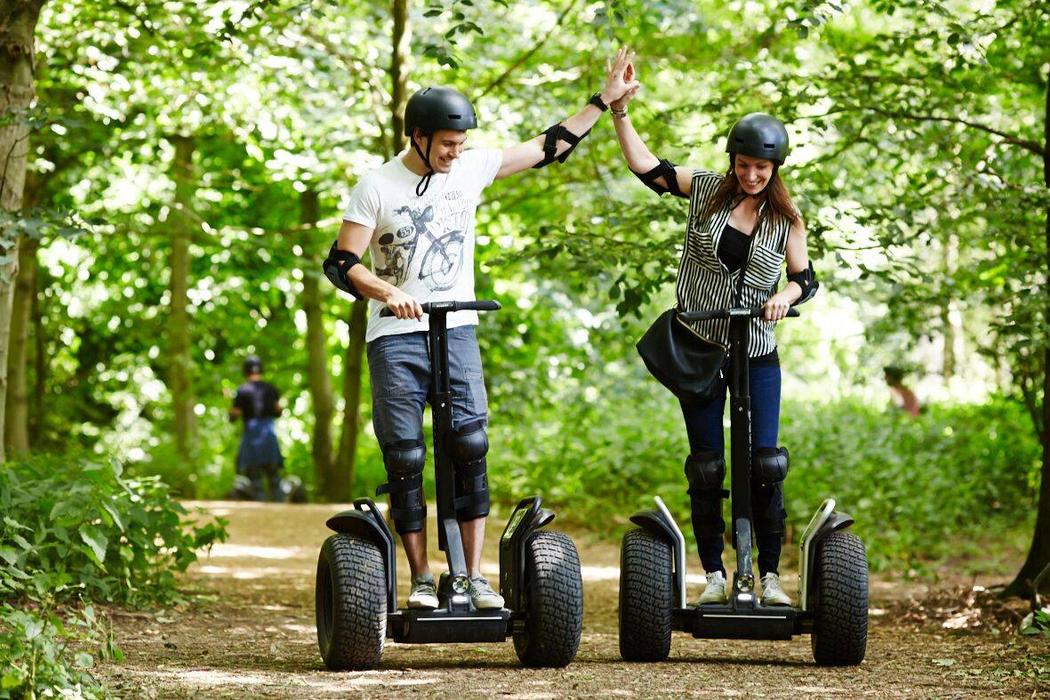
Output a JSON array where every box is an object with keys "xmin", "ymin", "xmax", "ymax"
[
  {"xmin": 403, "ymin": 87, "xmax": 478, "ymax": 137},
  {"xmin": 726, "ymin": 113, "xmax": 789, "ymax": 164},
  {"xmin": 243, "ymin": 355, "xmax": 263, "ymax": 376}
]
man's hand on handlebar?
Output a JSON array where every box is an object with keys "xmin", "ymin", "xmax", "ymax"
[{"xmin": 384, "ymin": 288, "xmax": 423, "ymax": 320}]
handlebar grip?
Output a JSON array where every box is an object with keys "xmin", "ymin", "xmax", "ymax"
[
  {"xmin": 379, "ymin": 300, "xmax": 502, "ymax": 317},
  {"xmin": 678, "ymin": 307, "xmax": 801, "ymax": 321}
]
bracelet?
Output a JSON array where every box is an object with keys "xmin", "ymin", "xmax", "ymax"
[
  {"xmin": 588, "ymin": 92, "xmax": 609, "ymax": 112},
  {"xmin": 611, "ymin": 105, "xmax": 628, "ymax": 119}
]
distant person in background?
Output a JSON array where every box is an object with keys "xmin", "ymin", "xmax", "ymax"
[
  {"xmin": 229, "ymin": 355, "xmax": 285, "ymax": 501},
  {"xmin": 884, "ymin": 366, "xmax": 921, "ymax": 418}
]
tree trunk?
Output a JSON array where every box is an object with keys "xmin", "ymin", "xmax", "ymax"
[
  {"xmin": 29, "ymin": 252, "xmax": 43, "ymax": 444},
  {"xmin": 0, "ymin": 2, "xmax": 45, "ymax": 464},
  {"xmin": 336, "ymin": 299, "xmax": 368, "ymax": 489},
  {"xmin": 1004, "ymin": 77, "xmax": 1050, "ymax": 598},
  {"xmin": 300, "ymin": 189, "xmax": 339, "ymax": 500},
  {"xmin": 5, "ymin": 235, "xmax": 36, "ymax": 454},
  {"xmin": 941, "ymin": 235, "xmax": 960, "ymax": 379},
  {"xmin": 168, "ymin": 135, "xmax": 197, "ymax": 474},
  {"xmin": 334, "ymin": 0, "xmax": 409, "ymax": 490}
]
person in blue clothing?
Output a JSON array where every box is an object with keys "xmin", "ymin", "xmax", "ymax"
[{"xmin": 229, "ymin": 355, "xmax": 285, "ymax": 501}]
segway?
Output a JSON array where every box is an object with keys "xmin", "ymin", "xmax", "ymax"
[
  {"xmin": 619, "ymin": 306, "xmax": 868, "ymax": 665},
  {"xmin": 315, "ymin": 300, "xmax": 583, "ymax": 670}
]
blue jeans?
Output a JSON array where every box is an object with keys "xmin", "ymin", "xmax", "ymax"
[
  {"xmin": 680, "ymin": 361, "xmax": 786, "ymax": 577},
  {"xmin": 367, "ymin": 325, "xmax": 488, "ymax": 451}
]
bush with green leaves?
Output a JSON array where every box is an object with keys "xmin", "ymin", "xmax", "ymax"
[{"xmin": 0, "ymin": 455, "xmax": 226, "ymax": 698}]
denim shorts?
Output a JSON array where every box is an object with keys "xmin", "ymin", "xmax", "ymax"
[{"xmin": 367, "ymin": 325, "xmax": 488, "ymax": 448}]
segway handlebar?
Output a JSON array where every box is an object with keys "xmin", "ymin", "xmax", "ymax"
[
  {"xmin": 679, "ymin": 307, "xmax": 800, "ymax": 322},
  {"xmin": 379, "ymin": 300, "xmax": 502, "ymax": 317}
]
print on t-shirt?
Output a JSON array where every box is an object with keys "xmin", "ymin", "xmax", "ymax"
[{"xmin": 380, "ymin": 190, "xmax": 472, "ymax": 292}]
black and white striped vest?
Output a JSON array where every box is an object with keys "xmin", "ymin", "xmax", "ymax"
[{"xmin": 675, "ymin": 170, "xmax": 792, "ymax": 356}]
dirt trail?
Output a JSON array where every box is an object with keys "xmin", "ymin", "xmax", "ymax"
[{"xmin": 98, "ymin": 502, "xmax": 1049, "ymax": 698}]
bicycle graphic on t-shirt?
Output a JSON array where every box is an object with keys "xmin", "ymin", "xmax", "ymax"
[{"xmin": 382, "ymin": 203, "xmax": 465, "ymax": 292}]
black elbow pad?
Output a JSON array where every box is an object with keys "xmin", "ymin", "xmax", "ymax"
[
  {"xmin": 631, "ymin": 158, "xmax": 685, "ymax": 198},
  {"xmin": 322, "ymin": 241, "xmax": 364, "ymax": 299},
  {"xmin": 787, "ymin": 262, "xmax": 819, "ymax": 305},
  {"xmin": 532, "ymin": 123, "xmax": 590, "ymax": 168}
]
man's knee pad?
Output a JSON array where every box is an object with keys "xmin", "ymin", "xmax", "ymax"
[
  {"xmin": 376, "ymin": 439, "xmax": 427, "ymax": 534},
  {"xmin": 685, "ymin": 451, "xmax": 728, "ymax": 535},
  {"xmin": 752, "ymin": 446, "xmax": 789, "ymax": 486},
  {"xmin": 449, "ymin": 421, "xmax": 490, "ymax": 521}
]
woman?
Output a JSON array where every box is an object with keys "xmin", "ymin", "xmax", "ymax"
[{"xmin": 609, "ymin": 56, "xmax": 819, "ymax": 606}]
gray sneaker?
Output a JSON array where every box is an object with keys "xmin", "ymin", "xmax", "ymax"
[
  {"xmin": 468, "ymin": 575, "xmax": 505, "ymax": 610},
  {"xmin": 698, "ymin": 571, "xmax": 728, "ymax": 605},
  {"xmin": 760, "ymin": 572, "xmax": 793, "ymax": 606},
  {"xmin": 408, "ymin": 573, "xmax": 439, "ymax": 609}
]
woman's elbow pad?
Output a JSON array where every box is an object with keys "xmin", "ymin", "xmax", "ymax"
[
  {"xmin": 788, "ymin": 262, "xmax": 819, "ymax": 305},
  {"xmin": 631, "ymin": 159, "xmax": 685, "ymax": 198}
]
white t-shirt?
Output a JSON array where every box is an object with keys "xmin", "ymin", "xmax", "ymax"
[{"xmin": 343, "ymin": 148, "xmax": 503, "ymax": 343}]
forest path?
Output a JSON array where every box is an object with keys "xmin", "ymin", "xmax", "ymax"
[{"xmin": 98, "ymin": 502, "xmax": 1048, "ymax": 698}]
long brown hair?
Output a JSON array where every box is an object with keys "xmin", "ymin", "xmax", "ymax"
[{"xmin": 698, "ymin": 163, "xmax": 801, "ymax": 231}]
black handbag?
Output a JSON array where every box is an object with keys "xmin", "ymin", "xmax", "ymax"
[{"xmin": 636, "ymin": 308, "xmax": 726, "ymax": 405}]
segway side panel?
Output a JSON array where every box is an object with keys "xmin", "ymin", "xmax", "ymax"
[
  {"xmin": 498, "ymin": 496, "xmax": 555, "ymax": 612},
  {"xmin": 325, "ymin": 498, "xmax": 397, "ymax": 610},
  {"xmin": 628, "ymin": 496, "xmax": 687, "ymax": 609},
  {"xmin": 798, "ymin": 498, "xmax": 855, "ymax": 612}
]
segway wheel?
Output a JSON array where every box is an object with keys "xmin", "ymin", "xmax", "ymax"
[
  {"xmin": 811, "ymin": 530, "xmax": 868, "ymax": 666},
  {"xmin": 618, "ymin": 528, "xmax": 672, "ymax": 662},
  {"xmin": 512, "ymin": 530, "xmax": 583, "ymax": 668},
  {"xmin": 315, "ymin": 533, "xmax": 387, "ymax": 670}
]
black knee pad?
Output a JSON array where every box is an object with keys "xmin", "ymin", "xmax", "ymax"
[
  {"xmin": 685, "ymin": 451, "xmax": 728, "ymax": 535},
  {"xmin": 752, "ymin": 481, "xmax": 787, "ymax": 537},
  {"xmin": 448, "ymin": 421, "xmax": 490, "ymax": 521},
  {"xmin": 376, "ymin": 439, "xmax": 427, "ymax": 534},
  {"xmin": 752, "ymin": 447, "xmax": 789, "ymax": 486}
]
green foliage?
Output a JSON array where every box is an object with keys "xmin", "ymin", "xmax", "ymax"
[
  {"xmin": 491, "ymin": 390, "xmax": 1039, "ymax": 572},
  {"xmin": 0, "ymin": 455, "xmax": 227, "ymax": 607},
  {"xmin": 0, "ymin": 603, "xmax": 116, "ymax": 700}
]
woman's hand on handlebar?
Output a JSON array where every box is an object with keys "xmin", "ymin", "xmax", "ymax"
[
  {"xmin": 762, "ymin": 291, "xmax": 794, "ymax": 322},
  {"xmin": 384, "ymin": 289, "xmax": 423, "ymax": 320}
]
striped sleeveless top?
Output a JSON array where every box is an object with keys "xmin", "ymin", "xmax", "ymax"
[{"xmin": 675, "ymin": 170, "xmax": 792, "ymax": 356}]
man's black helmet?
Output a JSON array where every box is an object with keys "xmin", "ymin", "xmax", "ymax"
[
  {"xmin": 243, "ymin": 355, "xmax": 263, "ymax": 376},
  {"xmin": 725, "ymin": 113, "xmax": 789, "ymax": 164},
  {"xmin": 403, "ymin": 87, "xmax": 478, "ymax": 137}
]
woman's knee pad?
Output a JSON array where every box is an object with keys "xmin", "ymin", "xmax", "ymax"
[
  {"xmin": 685, "ymin": 451, "xmax": 728, "ymax": 535},
  {"xmin": 752, "ymin": 446, "xmax": 789, "ymax": 486},
  {"xmin": 376, "ymin": 439, "xmax": 427, "ymax": 534},
  {"xmin": 448, "ymin": 421, "xmax": 490, "ymax": 521},
  {"xmin": 752, "ymin": 482, "xmax": 787, "ymax": 536}
]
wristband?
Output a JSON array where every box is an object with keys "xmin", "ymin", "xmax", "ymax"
[{"xmin": 588, "ymin": 92, "xmax": 609, "ymax": 112}]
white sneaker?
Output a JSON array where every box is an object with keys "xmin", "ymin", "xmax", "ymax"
[
  {"xmin": 760, "ymin": 572, "xmax": 793, "ymax": 606},
  {"xmin": 468, "ymin": 575, "xmax": 505, "ymax": 610},
  {"xmin": 407, "ymin": 573, "xmax": 439, "ymax": 609},
  {"xmin": 698, "ymin": 571, "xmax": 728, "ymax": 605}
]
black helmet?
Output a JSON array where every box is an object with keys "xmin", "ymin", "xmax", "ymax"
[
  {"xmin": 403, "ymin": 87, "xmax": 478, "ymax": 137},
  {"xmin": 725, "ymin": 113, "xmax": 789, "ymax": 164},
  {"xmin": 243, "ymin": 355, "xmax": 263, "ymax": 376}
]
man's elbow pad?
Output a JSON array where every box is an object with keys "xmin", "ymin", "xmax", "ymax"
[
  {"xmin": 322, "ymin": 240, "xmax": 364, "ymax": 300},
  {"xmin": 532, "ymin": 123, "xmax": 590, "ymax": 168},
  {"xmin": 788, "ymin": 262, "xmax": 819, "ymax": 305},
  {"xmin": 631, "ymin": 159, "xmax": 685, "ymax": 198}
]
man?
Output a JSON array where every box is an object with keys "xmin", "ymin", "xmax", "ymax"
[
  {"xmin": 323, "ymin": 49, "xmax": 637, "ymax": 610},
  {"xmin": 229, "ymin": 355, "xmax": 285, "ymax": 501}
]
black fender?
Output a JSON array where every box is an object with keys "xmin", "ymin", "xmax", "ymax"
[
  {"xmin": 498, "ymin": 496, "xmax": 556, "ymax": 612},
  {"xmin": 325, "ymin": 498, "xmax": 398, "ymax": 610},
  {"xmin": 630, "ymin": 507, "xmax": 686, "ymax": 609},
  {"xmin": 799, "ymin": 502, "xmax": 856, "ymax": 611}
]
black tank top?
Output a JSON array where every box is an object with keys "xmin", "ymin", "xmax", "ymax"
[{"xmin": 717, "ymin": 223, "xmax": 751, "ymax": 273}]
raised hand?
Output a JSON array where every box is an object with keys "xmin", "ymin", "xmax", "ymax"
[{"xmin": 602, "ymin": 47, "xmax": 639, "ymax": 105}]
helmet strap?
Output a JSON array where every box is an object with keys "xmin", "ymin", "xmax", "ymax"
[{"xmin": 412, "ymin": 131, "xmax": 436, "ymax": 197}]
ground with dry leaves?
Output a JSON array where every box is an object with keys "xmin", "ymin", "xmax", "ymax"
[{"xmin": 96, "ymin": 502, "xmax": 1049, "ymax": 698}]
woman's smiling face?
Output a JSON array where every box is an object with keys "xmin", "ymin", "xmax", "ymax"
[{"xmin": 734, "ymin": 153, "xmax": 775, "ymax": 195}]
